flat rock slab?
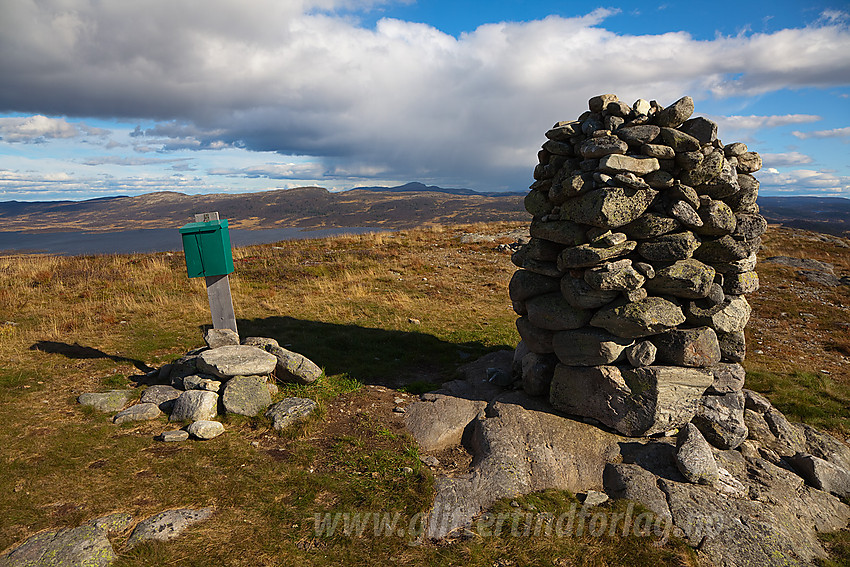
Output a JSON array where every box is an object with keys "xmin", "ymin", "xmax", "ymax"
[
  {"xmin": 157, "ymin": 430, "xmax": 190, "ymax": 442},
  {"xmin": 126, "ymin": 508, "xmax": 214, "ymax": 548},
  {"xmin": 265, "ymin": 398, "xmax": 318, "ymax": 431},
  {"xmin": 424, "ymin": 394, "xmax": 624, "ymax": 539},
  {"xmin": 113, "ymin": 403, "xmax": 162, "ymax": 424},
  {"xmin": 196, "ymin": 345, "xmax": 277, "ymax": 379},
  {"xmin": 0, "ymin": 521, "xmax": 115, "ymax": 567},
  {"xmin": 78, "ymin": 390, "xmax": 135, "ymax": 413},
  {"xmin": 404, "ymin": 350, "xmax": 850, "ymax": 564}
]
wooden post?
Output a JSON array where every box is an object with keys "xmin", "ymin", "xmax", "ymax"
[
  {"xmin": 205, "ymin": 274, "xmax": 238, "ymax": 333},
  {"xmin": 193, "ymin": 212, "xmax": 238, "ymax": 334}
]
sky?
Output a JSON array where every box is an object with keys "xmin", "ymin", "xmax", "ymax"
[{"xmin": 0, "ymin": 0, "xmax": 849, "ymax": 202}]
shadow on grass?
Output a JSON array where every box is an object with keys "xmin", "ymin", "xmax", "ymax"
[
  {"xmin": 29, "ymin": 340, "xmax": 155, "ymax": 373},
  {"xmin": 232, "ymin": 315, "xmax": 514, "ymax": 388}
]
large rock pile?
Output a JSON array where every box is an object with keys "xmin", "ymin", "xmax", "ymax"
[
  {"xmin": 511, "ymin": 94, "xmax": 764, "ymax": 440},
  {"xmin": 77, "ymin": 330, "xmax": 321, "ymax": 440}
]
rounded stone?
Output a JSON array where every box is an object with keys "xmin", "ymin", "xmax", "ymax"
[{"xmin": 186, "ymin": 420, "xmax": 225, "ymax": 440}]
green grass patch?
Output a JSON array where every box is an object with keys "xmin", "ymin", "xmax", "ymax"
[
  {"xmin": 746, "ymin": 367, "xmax": 850, "ymax": 436},
  {"xmin": 819, "ymin": 530, "xmax": 850, "ymax": 567}
]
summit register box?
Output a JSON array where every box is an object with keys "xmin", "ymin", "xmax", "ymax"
[
  {"xmin": 178, "ymin": 212, "xmax": 238, "ymax": 333},
  {"xmin": 179, "ymin": 217, "xmax": 235, "ymax": 279}
]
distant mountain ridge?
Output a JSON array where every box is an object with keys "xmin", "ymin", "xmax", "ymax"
[
  {"xmin": 355, "ymin": 181, "xmax": 524, "ymax": 197},
  {"xmin": 757, "ymin": 196, "xmax": 850, "ymax": 237},
  {"xmin": 0, "ymin": 184, "xmax": 526, "ymax": 233},
  {"xmin": 0, "ymin": 184, "xmax": 847, "ymax": 237}
]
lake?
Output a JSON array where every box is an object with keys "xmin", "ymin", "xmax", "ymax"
[{"xmin": 0, "ymin": 226, "xmax": 380, "ymax": 256}]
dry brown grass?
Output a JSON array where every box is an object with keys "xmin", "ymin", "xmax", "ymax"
[{"xmin": 0, "ymin": 221, "xmax": 848, "ymax": 565}]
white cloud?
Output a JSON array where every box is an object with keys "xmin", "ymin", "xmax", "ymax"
[
  {"xmin": 0, "ymin": 115, "xmax": 109, "ymax": 143},
  {"xmin": 792, "ymin": 126, "xmax": 850, "ymax": 140},
  {"xmin": 761, "ymin": 152, "xmax": 814, "ymax": 167},
  {"xmin": 0, "ymin": 2, "xmax": 849, "ymax": 191},
  {"xmin": 0, "ymin": 168, "xmax": 232, "ymax": 199},
  {"xmin": 209, "ymin": 162, "xmax": 325, "ymax": 179},
  {"xmin": 81, "ymin": 156, "xmax": 193, "ymax": 166},
  {"xmin": 713, "ymin": 114, "xmax": 821, "ymax": 131},
  {"xmin": 759, "ymin": 168, "xmax": 850, "ymax": 195}
]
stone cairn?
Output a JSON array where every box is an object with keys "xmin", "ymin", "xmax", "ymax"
[
  {"xmin": 511, "ymin": 94, "xmax": 764, "ymax": 442},
  {"xmin": 77, "ymin": 329, "xmax": 322, "ymax": 440}
]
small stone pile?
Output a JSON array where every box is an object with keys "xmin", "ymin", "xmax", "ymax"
[
  {"xmin": 78, "ymin": 329, "xmax": 321, "ymax": 440},
  {"xmin": 511, "ymin": 94, "xmax": 764, "ymax": 441}
]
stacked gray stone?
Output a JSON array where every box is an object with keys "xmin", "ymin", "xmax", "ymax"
[
  {"xmin": 512, "ymin": 93, "xmax": 763, "ymax": 441},
  {"xmin": 78, "ymin": 332, "xmax": 322, "ymax": 440}
]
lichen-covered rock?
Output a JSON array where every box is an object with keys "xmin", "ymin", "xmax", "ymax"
[
  {"xmin": 561, "ymin": 274, "xmax": 619, "ymax": 309},
  {"xmin": 556, "ymin": 239, "xmax": 636, "ymax": 269},
  {"xmin": 265, "ymin": 345, "xmax": 323, "ymax": 385},
  {"xmin": 645, "ymin": 258, "xmax": 715, "ymax": 299},
  {"xmin": 707, "ymin": 362, "xmax": 746, "ymax": 394},
  {"xmin": 583, "ymin": 259, "xmax": 645, "ymax": 291},
  {"xmin": 790, "ymin": 453, "xmax": 850, "ymax": 498},
  {"xmin": 590, "ymin": 297, "xmax": 686, "ymax": 338},
  {"xmin": 0, "ymin": 521, "xmax": 116, "ymax": 567},
  {"xmin": 529, "ymin": 219, "xmax": 586, "ymax": 246},
  {"xmin": 126, "ymin": 508, "xmax": 214, "ymax": 548},
  {"xmin": 615, "ymin": 124, "xmax": 660, "ymax": 146},
  {"xmin": 653, "ymin": 96, "xmax": 694, "ymax": 128},
  {"xmin": 676, "ymin": 423, "xmax": 719, "ymax": 484},
  {"xmin": 597, "ymin": 154, "xmax": 661, "ymax": 176},
  {"xmin": 140, "ymin": 384, "xmax": 182, "ymax": 411},
  {"xmin": 560, "ymin": 186, "xmax": 658, "ymax": 228},
  {"xmin": 203, "ymin": 328, "xmax": 240, "ymax": 349},
  {"xmin": 686, "ymin": 295, "xmax": 751, "ymax": 334},
  {"xmin": 621, "ymin": 213, "xmax": 680, "ymax": 239},
  {"xmin": 221, "ymin": 375, "xmax": 272, "ymax": 416},
  {"xmin": 78, "ymin": 390, "xmax": 135, "ymax": 413},
  {"xmin": 636, "ymin": 231, "xmax": 700, "ymax": 262},
  {"xmin": 695, "ymin": 199, "xmax": 737, "ymax": 236},
  {"xmin": 405, "ymin": 394, "xmax": 486, "ymax": 452},
  {"xmin": 265, "ymin": 397, "xmax": 319, "ymax": 432},
  {"xmin": 508, "ymin": 269, "xmax": 560, "ymax": 303}
]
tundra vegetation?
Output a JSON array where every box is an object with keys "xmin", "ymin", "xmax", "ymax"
[{"xmin": 0, "ymin": 222, "xmax": 848, "ymax": 566}]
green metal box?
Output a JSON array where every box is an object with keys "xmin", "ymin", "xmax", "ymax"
[{"xmin": 178, "ymin": 219, "xmax": 235, "ymax": 278}]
